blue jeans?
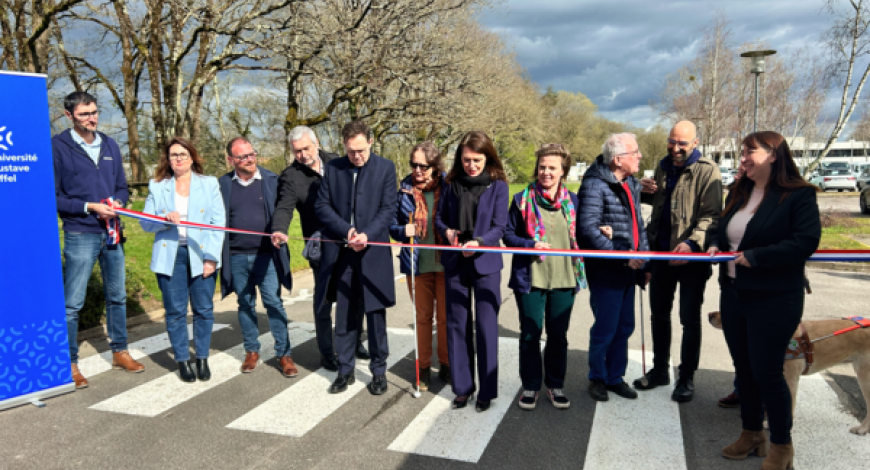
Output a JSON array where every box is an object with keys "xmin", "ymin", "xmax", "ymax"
[
  {"xmin": 63, "ymin": 231, "xmax": 128, "ymax": 364},
  {"xmin": 588, "ymin": 281, "xmax": 636, "ymax": 385},
  {"xmin": 157, "ymin": 246, "xmax": 216, "ymax": 362},
  {"xmin": 230, "ymin": 253, "xmax": 291, "ymax": 357}
]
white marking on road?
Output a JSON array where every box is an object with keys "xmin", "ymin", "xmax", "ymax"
[
  {"xmin": 88, "ymin": 323, "xmax": 316, "ymax": 417},
  {"xmin": 792, "ymin": 374, "xmax": 870, "ymax": 469},
  {"xmin": 282, "ymin": 288, "xmax": 312, "ymax": 304},
  {"xmin": 386, "ymin": 337, "xmax": 521, "ymax": 463},
  {"xmin": 583, "ymin": 350, "xmax": 686, "ymax": 470},
  {"xmin": 226, "ymin": 328, "xmax": 415, "ymax": 437},
  {"xmin": 77, "ymin": 324, "xmax": 231, "ymax": 378}
]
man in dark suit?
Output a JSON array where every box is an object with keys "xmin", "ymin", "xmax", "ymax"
[
  {"xmin": 314, "ymin": 121, "xmax": 397, "ymax": 395},
  {"xmin": 219, "ymin": 137, "xmax": 295, "ymax": 377}
]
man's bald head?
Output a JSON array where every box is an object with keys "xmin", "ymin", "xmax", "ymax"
[{"xmin": 667, "ymin": 120, "xmax": 699, "ymax": 165}]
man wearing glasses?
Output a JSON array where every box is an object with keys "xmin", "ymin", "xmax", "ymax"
[
  {"xmin": 633, "ymin": 120, "xmax": 722, "ymax": 403},
  {"xmin": 218, "ymin": 137, "xmax": 296, "ymax": 377},
  {"xmin": 53, "ymin": 91, "xmax": 144, "ymax": 389}
]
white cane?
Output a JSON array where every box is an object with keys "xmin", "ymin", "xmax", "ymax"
[
  {"xmin": 409, "ymin": 214, "xmax": 422, "ymax": 398},
  {"xmin": 638, "ymin": 285, "xmax": 649, "ymax": 387}
]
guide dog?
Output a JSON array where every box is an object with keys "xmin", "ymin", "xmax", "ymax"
[{"xmin": 708, "ymin": 311, "xmax": 870, "ymax": 435}]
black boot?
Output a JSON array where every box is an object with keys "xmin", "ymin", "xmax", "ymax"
[
  {"xmin": 196, "ymin": 358, "xmax": 211, "ymax": 382},
  {"xmin": 418, "ymin": 367, "xmax": 431, "ymax": 392},
  {"xmin": 438, "ymin": 364, "xmax": 451, "ymax": 384},
  {"xmin": 178, "ymin": 360, "xmax": 196, "ymax": 383},
  {"xmin": 329, "ymin": 373, "xmax": 356, "ymax": 394},
  {"xmin": 355, "ymin": 341, "xmax": 370, "ymax": 360}
]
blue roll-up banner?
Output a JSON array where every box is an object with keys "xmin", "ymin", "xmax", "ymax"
[{"xmin": 0, "ymin": 71, "xmax": 75, "ymax": 410}]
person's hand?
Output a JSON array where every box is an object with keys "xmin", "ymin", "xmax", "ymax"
[
  {"xmin": 735, "ymin": 252, "xmax": 751, "ymax": 267},
  {"xmin": 534, "ymin": 241, "xmax": 551, "ymax": 249},
  {"xmin": 203, "ymin": 260, "xmax": 217, "ymax": 278},
  {"xmin": 643, "ymin": 272, "xmax": 652, "ymax": 286},
  {"xmin": 349, "ymin": 232, "xmax": 368, "ymax": 252},
  {"xmin": 707, "ymin": 246, "xmax": 720, "ymax": 256},
  {"xmin": 405, "ymin": 224, "xmax": 416, "ymax": 237},
  {"xmin": 87, "ymin": 202, "xmax": 117, "ymax": 219},
  {"xmin": 271, "ymin": 232, "xmax": 288, "ymax": 248},
  {"xmin": 446, "ymin": 229, "xmax": 458, "ymax": 246},
  {"xmin": 640, "ymin": 178, "xmax": 658, "ymax": 194},
  {"xmin": 347, "ymin": 228, "xmax": 357, "ymax": 242},
  {"xmin": 461, "ymin": 239, "xmax": 479, "ymax": 257},
  {"xmin": 112, "ymin": 199, "xmax": 124, "ymax": 209},
  {"xmin": 627, "ymin": 258, "xmax": 644, "ymax": 270},
  {"xmin": 165, "ymin": 211, "xmax": 181, "ymax": 224},
  {"xmin": 669, "ymin": 242, "xmax": 692, "ymax": 266},
  {"xmin": 599, "ymin": 226, "xmax": 613, "ymax": 240}
]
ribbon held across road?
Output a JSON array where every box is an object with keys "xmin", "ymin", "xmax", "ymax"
[{"xmin": 113, "ymin": 206, "xmax": 870, "ymax": 262}]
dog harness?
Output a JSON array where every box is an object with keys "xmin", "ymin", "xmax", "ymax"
[{"xmin": 785, "ymin": 316, "xmax": 870, "ymax": 375}]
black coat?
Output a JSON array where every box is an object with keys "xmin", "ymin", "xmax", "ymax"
[
  {"xmin": 313, "ymin": 153, "xmax": 397, "ymax": 312},
  {"xmin": 717, "ymin": 185, "xmax": 820, "ymax": 291},
  {"xmin": 218, "ymin": 167, "xmax": 292, "ymax": 298},
  {"xmin": 273, "ymin": 149, "xmax": 339, "ymax": 238}
]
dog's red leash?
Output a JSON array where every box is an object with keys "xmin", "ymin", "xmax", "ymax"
[{"xmin": 810, "ymin": 316, "xmax": 870, "ymax": 343}]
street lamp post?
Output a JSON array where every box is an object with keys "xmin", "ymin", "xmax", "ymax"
[{"xmin": 740, "ymin": 50, "xmax": 776, "ymax": 133}]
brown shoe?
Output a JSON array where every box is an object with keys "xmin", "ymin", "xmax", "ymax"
[
  {"xmin": 241, "ymin": 351, "xmax": 260, "ymax": 373},
  {"xmin": 71, "ymin": 364, "xmax": 89, "ymax": 389},
  {"xmin": 279, "ymin": 356, "xmax": 298, "ymax": 378},
  {"xmin": 761, "ymin": 442, "xmax": 794, "ymax": 470},
  {"xmin": 112, "ymin": 350, "xmax": 144, "ymax": 373},
  {"xmin": 722, "ymin": 429, "xmax": 768, "ymax": 460}
]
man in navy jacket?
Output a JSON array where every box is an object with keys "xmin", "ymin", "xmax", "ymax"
[
  {"xmin": 53, "ymin": 91, "xmax": 144, "ymax": 389},
  {"xmin": 315, "ymin": 121, "xmax": 397, "ymax": 395}
]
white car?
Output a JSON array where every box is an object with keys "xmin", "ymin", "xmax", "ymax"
[
  {"xmin": 720, "ymin": 167, "xmax": 735, "ymax": 188},
  {"xmin": 810, "ymin": 169, "xmax": 857, "ymax": 192}
]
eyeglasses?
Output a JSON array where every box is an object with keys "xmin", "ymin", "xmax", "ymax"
[
  {"xmin": 616, "ymin": 149, "xmax": 640, "ymax": 158},
  {"xmin": 75, "ymin": 111, "xmax": 100, "ymax": 119},
  {"xmin": 410, "ymin": 163, "xmax": 431, "ymax": 170},
  {"xmin": 168, "ymin": 153, "xmax": 190, "ymax": 161},
  {"xmin": 231, "ymin": 151, "xmax": 258, "ymax": 161},
  {"xmin": 667, "ymin": 138, "xmax": 694, "ymax": 148}
]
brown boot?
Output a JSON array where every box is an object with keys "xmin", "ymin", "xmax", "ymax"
[
  {"xmin": 71, "ymin": 364, "xmax": 89, "ymax": 389},
  {"xmin": 722, "ymin": 430, "xmax": 768, "ymax": 460},
  {"xmin": 241, "ymin": 351, "xmax": 260, "ymax": 373},
  {"xmin": 112, "ymin": 350, "xmax": 145, "ymax": 373},
  {"xmin": 279, "ymin": 356, "xmax": 298, "ymax": 378},
  {"xmin": 761, "ymin": 442, "xmax": 794, "ymax": 470}
]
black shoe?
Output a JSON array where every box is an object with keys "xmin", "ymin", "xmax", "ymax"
[
  {"xmin": 672, "ymin": 377, "xmax": 695, "ymax": 403},
  {"xmin": 438, "ymin": 364, "xmax": 451, "ymax": 384},
  {"xmin": 320, "ymin": 354, "xmax": 339, "ymax": 372},
  {"xmin": 355, "ymin": 342, "xmax": 370, "ymax": 360},
  {"xmin": 178, "ymin": 361, "xmax": 196, "ymax": 383},
  {"xmin": 588, "ymin": 380, "xmax": 609, "ymax": 402},
  {"xmin": 452, "ymin": 394, "xmax": 472, "ymax": 409},
  {"xmin": 633, "ymin": 368, "xmax": 670, "ymax": 390},
  {"xmin": 418, "ymin": 367, "xmax": 431, "ymax": 392},
  {"xmin": 329, "ymin": 373, "xmax": 355, "ymax": 394},
  {"xmin": 369, "ymin": 375, "xmax": 388, "ymax": 395},
  {"xmin": 195, "ymin": 358, "xmax": 211, "ymax": 382},
  {"xmin": 606, "ymin": 381, "xmax": 638, "ymax": 399},
  {"xmin": 475, "ymin": 399, "xmax": 491, "ymax": 412}
]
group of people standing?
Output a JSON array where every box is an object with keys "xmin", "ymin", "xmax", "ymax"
[{"xmin": 56, "ymin": 89, "xmax": 819, "ymax": 469}]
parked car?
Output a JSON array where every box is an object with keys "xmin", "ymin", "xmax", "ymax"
[
  {"xmin": 810, "ymin": 169, "xmax": 857, "ymax": 192},
  {"xmin": 858, "ymin": 167, "xmax": 870, "ymax": 190},
  {"xmin": 721, "ymin": 170, "xmax": 734, "ymax": 187},
  {"xmin": 860, "ymin": 186, "xmax": 870, "ymax": 214}
]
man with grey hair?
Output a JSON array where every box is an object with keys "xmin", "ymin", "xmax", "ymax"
[
  {"xmin": 272, "ymin": 126, "xmax": 369, "ymax": 370},
  {"xmin": 632, "ymin": 120, "xmax": 722, "ymax": 403},
  {"xmin": 576, "ymin": 133, "xmax": 651, "ymax": 402}
]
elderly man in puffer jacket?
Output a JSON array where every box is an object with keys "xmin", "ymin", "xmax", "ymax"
[{"xmin": 576, "ymin": 133, "xmax": 651, "ymax": 403}]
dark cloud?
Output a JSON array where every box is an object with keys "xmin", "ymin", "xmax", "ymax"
[{"xmin": 482, "ymin": 0, "xmax": 833, "ymax": 128}]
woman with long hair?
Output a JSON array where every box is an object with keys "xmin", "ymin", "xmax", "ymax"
[
  {"xmin": 710, "ymin": 131, "xmax": 820, "ymax": 469},
  {"xmin": 435, "ymin": 131, "xmax": 509, "ymax": 412},
  {"xmin": 140, "ymin": 136, "xmax": 226, "ymax": 383}
]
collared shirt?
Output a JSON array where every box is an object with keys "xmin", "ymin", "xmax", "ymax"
[
  {"xmin": 70, "ymin": 129, "xmax": 103, "ymax": 214},
  {"xmin": 315, "ymin": 155, "xmax": 324, "ymax": 177},
  {"xmin": 232, "ymin": 168, "xmax": 262, "ymax": 187}
]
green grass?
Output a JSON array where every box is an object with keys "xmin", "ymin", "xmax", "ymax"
[{"xmin": 819, "ymin": 233, "xmax": 868, "ymax": 250}]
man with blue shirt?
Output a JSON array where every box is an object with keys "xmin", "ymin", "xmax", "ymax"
[
  {"xmin": 633, "ymin": 121, "xmax": 722, "ymax": 402},
  {"xmin": 53, "ymin": 91, "xmax": 144, "ymax": 389}
]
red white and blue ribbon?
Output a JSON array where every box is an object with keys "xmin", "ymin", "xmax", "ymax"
[
  {"xmin": 101, "ymin": 198, "xmax": 121, "ymax": 246},
  {"xmin": 112, "ymin": 207, "xmax": 870, "ymax": 262}
]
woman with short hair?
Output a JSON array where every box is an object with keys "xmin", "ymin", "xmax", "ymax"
[{"xmin": 141, "ymin": 136, "xmax": 226, "ymax": 383}]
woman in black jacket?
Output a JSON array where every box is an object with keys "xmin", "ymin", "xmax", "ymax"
[{"xmin": 709, "ymin": 131, "xmax": 820, "ymax": 470}]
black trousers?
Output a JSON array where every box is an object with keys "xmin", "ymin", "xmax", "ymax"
[
  {"xmin": 649, "ymin": 260, "xmax": 712, "ymax": 378},
  {"xmin": 720, "ymin": 281, "xmax": 803, "ymax": 445}
]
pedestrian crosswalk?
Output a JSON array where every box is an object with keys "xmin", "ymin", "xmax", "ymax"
[{"xmin": 77, "ymin": 321, "xmax": 870, "ymax": 468}]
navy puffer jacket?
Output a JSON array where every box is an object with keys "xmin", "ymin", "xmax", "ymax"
[{"xmin": 576, "ymin": 155, "xmax": 649, "ymax": 286}]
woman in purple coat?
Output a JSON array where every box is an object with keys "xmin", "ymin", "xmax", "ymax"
[{"xmin": 435, "ymin": 131, "xmax": 509, "ymax": 412}]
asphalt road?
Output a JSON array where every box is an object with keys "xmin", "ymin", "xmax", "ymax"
[{"xmin": 1, "ymin": 243, "xmax": 868, "ymax": 470}]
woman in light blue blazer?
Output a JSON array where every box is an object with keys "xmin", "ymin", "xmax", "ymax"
[{"xmin": 141, "ymin": 136, "xmax": 225, "ymax": 383}]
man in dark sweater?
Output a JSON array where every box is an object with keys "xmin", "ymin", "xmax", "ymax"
[
  {"xmin": 219, "ymin": 137, "xmax": 296, "ymax": 377},
  {"xmin": 271, "ymin": 126, "xmax": 368, "ymax": 371},
  {"xmin": 53, "ymin": 91, "xmax": 144, "ymax": 389}
]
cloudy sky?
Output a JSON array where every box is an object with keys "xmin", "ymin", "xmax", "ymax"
[{"xmin": 481, "ymin": 0, "xmax": 835, "ymax": 129}]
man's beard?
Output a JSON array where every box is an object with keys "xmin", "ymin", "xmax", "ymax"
[{"xmin": 671, "ymin": 151, "xmax": 688, "ymax": 163}]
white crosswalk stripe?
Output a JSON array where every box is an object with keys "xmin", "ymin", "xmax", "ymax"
[
  {"xmin": 226, "ymin": 328, "xmax": 416, "ymax": 436},
  {"xmin": 76, "ymin": 323, "xmax": 231, "ymax": 378},
  {"xmin": 88, "ymin": 323, "xmax": 316, "ymax": 417}
]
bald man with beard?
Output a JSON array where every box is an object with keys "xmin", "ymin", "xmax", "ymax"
[{"xmin": 633, "ymin": 121, "xmax": 722, "ymax": 403}]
